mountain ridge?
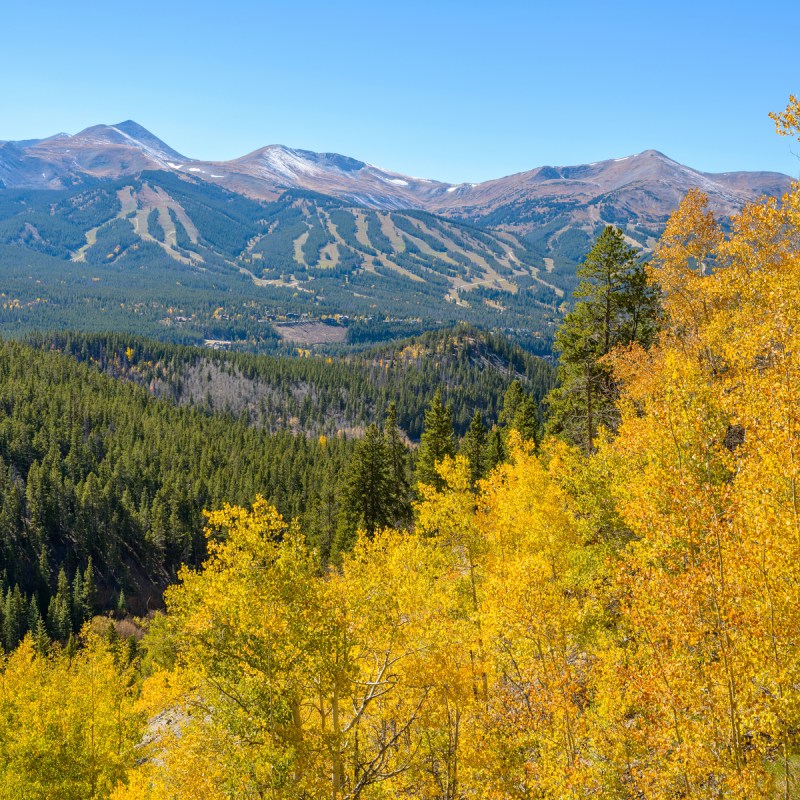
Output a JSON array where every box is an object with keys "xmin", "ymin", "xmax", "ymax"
[{"xmin": 1, "ymin": 121, "xmax": 791, "ymax": 221}]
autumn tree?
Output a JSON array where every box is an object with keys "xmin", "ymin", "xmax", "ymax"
[
  {"xmin": 769, "ymin": 93, "xmax": 800, "ymax": 140},
  {"xmin": 0, "ymin": 632, "xmax": 143, "ymax": 799},
  {"xmin": 118, "ymin": 498, "xmax": 460, "ymax": 800},
  {"xmin": 588, "ymin": 150, "xmax": 800, "ymax": 795}
]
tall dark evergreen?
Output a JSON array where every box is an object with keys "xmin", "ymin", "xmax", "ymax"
[
  {"xmin": 3, "ymin": 586, "xmax": 26, "ymax": 651},
  {"xmin": 512, "ymin": 395, "xmax": 539, "ymax": 445},
  {"xmin": 32, "ymin": 611, "xmax": 50, "ymax": 656},
  {"xmin": 305, "ymin": 459, "xmax": 341, "ymax": 565},
  {"xmin": 485, "ymin": 427, "xmax": 506, "ymax": 474},
  {"xmin": 546, "ymin": 225, "xmax": 659, "ymax": 453},
  {"xmin": 500, "ymin": 380, "xmax": 539, "ymax": 446},
  {"xmin": 335, "ymin": 424, "xmax": 393, "ymax": 557},
  {"xmin": 384, "ymin": 403, "xmax": 412, "ymax": 527},
  {"xmin": 415, "ymin": 389, "xmax": 456, "ymax": 490},
  {"xmin": 500, "ymin": 380, "xmax": 525, "ymax": 426},
  {"xmin": 460, "ymin": 410, "xmax": 488, "ymax": 486},
  {"xmin": 47, "ymin": 567, "xmax": 72, "ymax": 641}
]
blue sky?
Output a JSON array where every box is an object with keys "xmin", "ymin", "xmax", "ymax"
[{"xmin": 1, "ymin": 0, "xmax": 798, "ymax": 183}]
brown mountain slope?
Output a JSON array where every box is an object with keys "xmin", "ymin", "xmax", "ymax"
[
  {"xmin": 426, "ymin": 150, "xmax": 793, "ymax": 227},
  {"xmin": 0, "ymin": 121, "xmax": 187, "ymax": 188}
]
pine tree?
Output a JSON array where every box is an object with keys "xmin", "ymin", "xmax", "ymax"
[
  {"xmin": 33, "ymin": 614, "xmax": 50, "ymax": 656},
  {"xmin": 416, "ymin": 389, "xmax": 456, "ymax": 490},
  {"xmin": 71, "ymin": 564, "xmax": 95, "ymax": 629},
  {"xmin": 500, "ymin": 381, "xmax": 525, "ymax": 426},
  {"xmin": 512, "ymin": 394, "xmax": 539, "ymax": 445},
  {"xmin": 305, "ymin": 460, "xmax": 341, "ymax": 564},
  {"xmin": 546, "ymin": 225, "xmax": 658, "ymax": 453},
  {"xmin": 82, "ymin": 556, "xmax": 97, "ymax": 616},
  {"xmin": 384, "ymin": 403, "xmax": 412, "ymax": 527},
  {"xmin": 485, "ymin": 427, "xmax": 506, "ymax": 474},
  {"xmin": 461, "ymin": 410, "xmax": 488, "ymax": 486},
  {"xmin": 116, "ymin": 589, "xmax": 127, "ymax": 619},
  {"xmin": 36, "ymin": 545, "xmax": 51, "ymax": 611},
  {"xmin": 3, "ymin": 586, "xmax": 26, "ymax": 651},
  {"xmin": 48, "ymin": 568, "xmax": 72, "ymax": 640},
  {"xmin": 335, "ymin": 425, "xmax": 393, "ymax": 556},
  {"xmin": 28, "ymin": 602, "xmax": 50, "ymax": 655},
  {"xmin": 72, "ymin": 567, "xmax": 85, "ymax": 630}
]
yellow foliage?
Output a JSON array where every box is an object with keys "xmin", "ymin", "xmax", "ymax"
[
  {"xmin": 121, "ymin": 454, "xmax": 603, "ymax": 799},
  {"xmin": 596, "ymin": 173, "xmax": 800, "ymax": 797},
  {"xmin": 119, "ymin": 498, "xmax": 477, "ymax": 798},
  {"xmin": 769, "ymin": 94, "xmax": 800, "ymax": 139},
  {"xmin": 0, "ymin": 633, "xmax": 143, "ymax": 800}
]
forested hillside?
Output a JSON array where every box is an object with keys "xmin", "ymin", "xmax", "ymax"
[
  {"xmin": 0, "ymin": 339, "xmax": 352, "ymax": 623},
  {"xmin": 31, "ymin": 325, "xmax": 554, "ymax": 439}
]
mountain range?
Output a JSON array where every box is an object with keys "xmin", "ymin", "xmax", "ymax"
[
  {"xmin": 2, "ymin": 120, "xmax": 792, "ymax": 222},
  {"xmin": 0, "ymin": 121, "xmax": 793, "ymax": 351}
]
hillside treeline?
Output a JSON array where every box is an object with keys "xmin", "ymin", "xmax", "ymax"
[
  {"xmin": 29, "ymin": 324, "xmax": 555, "ymax": 440},
  {"xmin": 0, "ymin": 340, "xmax": 350, "ymax": 619}
]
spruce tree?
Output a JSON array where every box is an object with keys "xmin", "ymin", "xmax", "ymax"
[
  {"xmin": 48, "ymin": 568, "xmax": 72, "ymax": 640},
  {"xmin": 116, "ymin": 589, "xmax": 127, "ymax": 619},
  {"xmin": 415, "ymin": 389, "xmax": 456, "ymax": 490},
  {"xmin": 72, "ymin": 567, "xmax": 85, "ymax": 630},
  {"xmin": 500, "ymin": 381, "xmax": 525, "ymax": 426},
  {"xmin": 36, "ymin": 545, "xmax": 51, "ymax": 611},
  {"xmin": 512, "ymin": 395, "xmax": 539, "ymax": 445},
  {"xmin": 305, "ymin": 460, "xmax": 340, "ymax": 564},
  {"xmin": 461, "ymin": 410, "xmax": 488, "ymax": 486},
  {"xmin": 546, "ymin": 225, "xmax": 658, "ymax": 453},
  {"xmin": 485, "ymin": 427, "xmax": 506, "ymax": 474},
  {"xmin": 3, "ymin": 586, "xmax": 26, "ymax": 650},
  {"xmin": 335, "ymin": 424, "xmax": 392, "ymax": 556},
  {"xmin": 384, "ymin": 403, "xmax": 412, "ymax": 527},
  {"xmin": 33, "ymin": 613, "xmax": 50, "ymax": 656},
  {"xmin": 82, "ymin": 556, "xmax": 97, "ymax": 616}
]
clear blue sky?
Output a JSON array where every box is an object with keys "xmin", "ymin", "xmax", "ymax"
[{"xmin": 1, "ymin": 0, "xmax": 798, "ymax": 183}]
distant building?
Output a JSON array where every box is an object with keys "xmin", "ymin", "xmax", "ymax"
[{"xmin": 203, "ymin": 339, "xmax": 232, "ymax": 350}]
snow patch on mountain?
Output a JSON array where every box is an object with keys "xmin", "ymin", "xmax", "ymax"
[
  {"xmin": 108, "ymin": 126, "xmax": 177, "ymax": 169},
  {"xmin": 259, "ymin": 146, "xmax": 322, "ymax": 179}
]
